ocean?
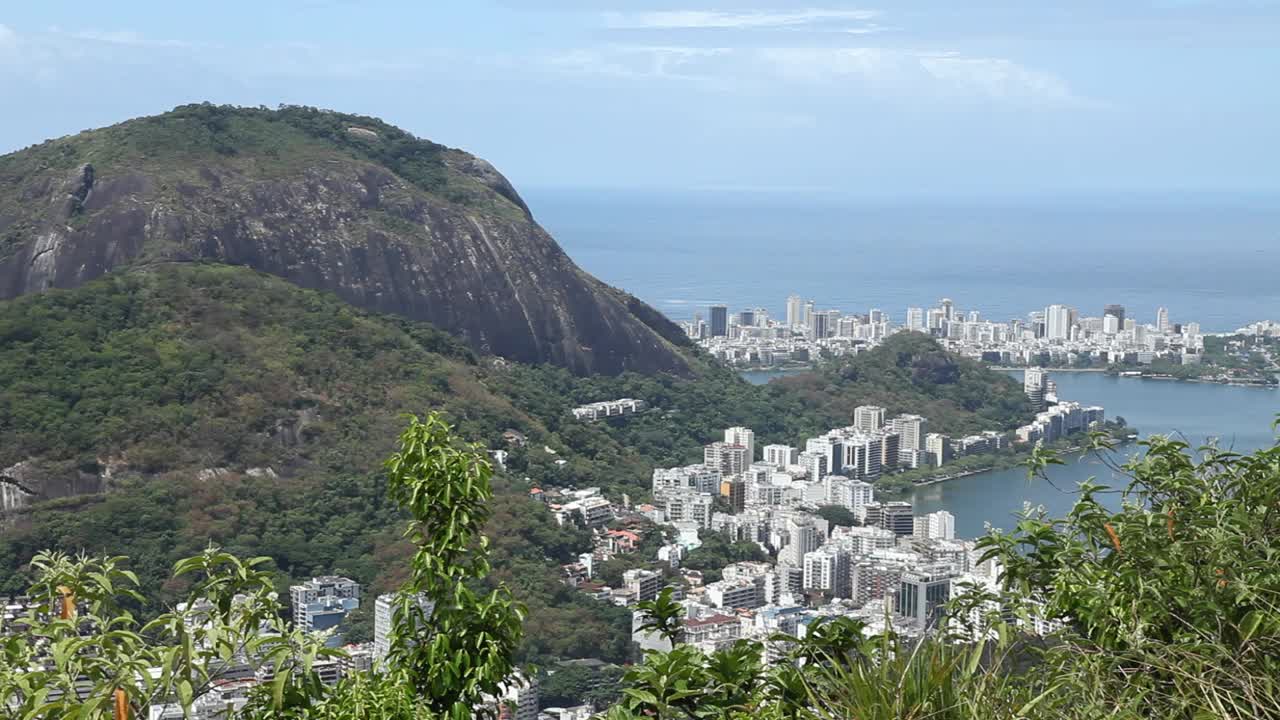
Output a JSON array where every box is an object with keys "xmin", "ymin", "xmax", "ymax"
[
  {"xmin": 525, "ymin": 188, "xmax": 1279, "ymax": 536},
  {"xmin": 526, "ymin": 189, "xmax": 1280, "ymax": 333}
]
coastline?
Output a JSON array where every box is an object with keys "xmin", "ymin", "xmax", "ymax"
[
  {"xmin": 891, "ymin": 436, "xmax": 1137, "ymax": 492},
  {"xmin": 909, "ymin": 467, "xmax": 994, "ymax": 487},
  {"xmin": 993, "ymin": 365, "xmax": 1277, "ymax": 388},
  {"xmin": 989, "ymin": 366, "xmax": 1106, "ymax": 373}
]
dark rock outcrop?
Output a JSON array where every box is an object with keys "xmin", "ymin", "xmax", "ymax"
[{"xmin": 0, "ymin": 106, "xmax": 689, "ymax": 376}]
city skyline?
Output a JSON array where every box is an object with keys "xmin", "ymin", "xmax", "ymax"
[{"xmin": 692, "ymin": 294, "xmax": 1206, "ymax": 334}]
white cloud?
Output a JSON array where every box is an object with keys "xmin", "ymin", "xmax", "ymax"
[
  {"xmin": 0, "ymin": 23, "xmax": 18, "ymax": 57},
  {"xmin": 917, "ymin": 54, "xmax": 1087, "ymax": 107},
  {"xmin": 603, "ymin": 9, "xmax": 878, "ymax": 30},
  {"xmin": 755, "ymin": 47, "xmax": 1096, "ymax": 108},
  {"xmin": 541, "ymin": 43, "xmax": 1097, "ymax": 109},
  {"xmin": 49, "ymin": 27, "xmax": 203, "ymax": 49},
  {"xmin": 542, "ymin": 45, "xmax": 731, "ymax": 82}
]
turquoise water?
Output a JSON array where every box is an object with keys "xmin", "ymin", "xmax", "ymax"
[{"xmin": 910, "ymin": 372, "xmax": 1279, "ymax": 538}]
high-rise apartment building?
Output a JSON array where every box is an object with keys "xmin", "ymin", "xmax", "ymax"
[
  {"xmin": 290, "ymin": 576, "xmax": 361, "ymax": 643},
  {"xmin": 1103, "ymin": 304, "xmax": 1126, "ymax": 327},
  {"xmin": 810, "ymin": 311, "xmax": 830, "ymax": 340},
  {"xmin": 803, "ymin": 546, "xmax": 851, "ymax": 598},
  {"xmin": 1044, "ymin": 304, "xmax": 1073, "ymax": 341},
  {"xmin": 704, "ymin": 442, "xmax": 749, "ymax": 477},
  {"xmin": 924, "ymin": 433, "xmax": 953, "ymax": 467},
  {"xmin": 853, "ymin": 405, "xmax": 886, "ymax": 433},
  {"xmin": 783, "ymin": 517, "xmax": 821, "ymax": 567},
  {"xmin": 879, "ymin": 431, "xmax": 900, "ymax": 472},
  {"xmin": 926, "ymin": 308, "xmax": 946, "ymax": 332},
  {"xmin": 720, "ymin": 477, "xmax": 747, "ymax": 512},
  {"xmin": 786, "ymin": 295, "xmax": 804, "ymax": 329},
  {"xmin": 913, "ymin": 510, "xmax": 956, "ymax": 540},
  {"xmin": 1156, "ymin": 307, "xmax": 1170, "ymax": 334},
  {"xmin": 796, "ymin": 451, "xmax": 828, "ymax": 483},
  {"xmin": 623, "ymin": 568, "xmax": 664, "ymax": 603},
  {"xmin": 709, "ymin": 305, "xmax": 728, "ymax": 337},
  {"xmin": 806, "ymin": 436, "xmax": 844, "ymax": 475},
  {"xmin": 864, "ymin": 501, "xmax": 913, "ymax": 536},
  {"xmin": 374, "ymin": 592, "xmax": 435, "ymax": 661},
  {"xmin": 763, "ymin": 444, "xmax": 799, "ymax": 468},
  {"xmin": 896, "ymin": 570, "xmax": 953, "ymax": 629},
  {"xmin": 906, "ymin": 307, "xmax": 925, "ymax": 331},
  {"xmin": 724, "ymin": 427, "xmax": 755, "ymax": 462},
  {"xmin": 1024, "ymin": 367, "xmax": 1049, "ymax": 411},
  {"xmin": 842, "ymin": 434, "xmax": 883, "ymax": 481},
  {"xmin": 891, "ymin": 415, "xmax": 928, "ymax": 452},
  {"xmin": 653, "ymin": 465, "xmax": 720, "ymax": 494}
]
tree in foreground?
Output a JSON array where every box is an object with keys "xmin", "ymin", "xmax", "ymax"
[
  {"xmin": 4, "ymin": 417, "xmax": 1279, "ymax": 719},
  {"xmin": 1, "ymin": 413, "xmax": 523, "ymax": 719}
]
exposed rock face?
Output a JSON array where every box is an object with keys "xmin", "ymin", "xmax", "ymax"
[
  {"xmin": 0, "ymin": 460, "xmax": 105, "ymax": 512},
  {"xmin": 0, "ymin": 107, "xmax": 690, "ymax": 376}
]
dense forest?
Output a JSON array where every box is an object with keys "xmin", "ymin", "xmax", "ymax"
[{"xmin": 0, "ymin": 264, "xmax": 1033, "ymax": 663}]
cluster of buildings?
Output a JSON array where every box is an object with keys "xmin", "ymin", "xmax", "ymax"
[
  {"xmin": 570, "ymin": 398, "xmax": 647, "ymax": 421},
  {"xmin": 626, "ymin": 504, "xmax": 1002, "ymax": 659},
  {"xmin": 615, "ymin": 413, "xmax": 1088, "ymax": 655},
  {"xmin": 687, "ymin": 297, "xmax": 888, "ymax": 367},
  {"xmin": 1016, "ymin": 369, "xmax": 1106, "ymax": 444},
  {"xmin": 691, "ymin": 294, "xmax": 1214, "ymax": 371},
  {"xmin": 920, "ymin": 301, "xmax": 1208, "ymax": 369},
  {"xmin": 593, "ymin": 371, "xmax": 1101, "ymax": 656}
]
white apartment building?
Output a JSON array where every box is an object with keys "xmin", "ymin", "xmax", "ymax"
[
  {"xmin": 653, "ymin": 465, "xmax": 720, "ymax": 495},
  {"xmin": 623, "ymin": 568, "xmax": 664, "ymax": 603},
  {"xmin": 724, "ymin": 427, "xmax": 756, "ymax": 463},
  {"xmin": 913, "ymin": 510, "xmax": 956, "ymax": 540},
  {"xmin": 763, "ymin": 444, "xmax": 799, "ymax": 468},
  {"xmin": 853, "ymin": 405, "xmax": 887, "ymax": 433},
  {"xmin": 782, "ymin": 517, "xmax": 821, "ymax": 567},
  {"xmin": 803, "ymin": 546, "xmax": 851, "ymax": 598}
]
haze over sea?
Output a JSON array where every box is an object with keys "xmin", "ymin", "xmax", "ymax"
[{"xmin": 529, "ymin": 189, "xmax": 1280, "ymax": 332}]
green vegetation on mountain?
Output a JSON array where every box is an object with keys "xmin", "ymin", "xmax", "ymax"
[
  {"xmin": 0, "ymin": 263, "xmax": 624, "ymax": 663},
  {"xmin": 495, "ymin": 332, "xmax": 1035, "ymax": 499},
  {"xmin": 679, "ymin": 534, "xmax": 769, "ymax": 584},
  {"xmin": 0, "ymin": 263, "xmax": 1036, "ymax": 666}
]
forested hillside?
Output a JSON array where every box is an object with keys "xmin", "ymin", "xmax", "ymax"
[{"xmin": 0, "ymin": 265, "xmax": 1033, "ymax": 663}]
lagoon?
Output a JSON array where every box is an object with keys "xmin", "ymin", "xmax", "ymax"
[{"xmin": 910, "ymin": 371, "xmax": 1278, "ymax": 538}]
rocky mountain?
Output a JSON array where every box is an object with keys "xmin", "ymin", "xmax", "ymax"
[{"xmin": 0, "ymin": 104, "xmax": 689, "ymax": 376}]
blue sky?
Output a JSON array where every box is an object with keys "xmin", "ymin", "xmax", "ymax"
[{"xmin": 2, "ymin": 1, "xmax": 1278, "ymax": 196}]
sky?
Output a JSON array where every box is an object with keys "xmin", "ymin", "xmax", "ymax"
[{"xmin": 2, "ymin": 1, "xmax": 1279, "ymax": 197}]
